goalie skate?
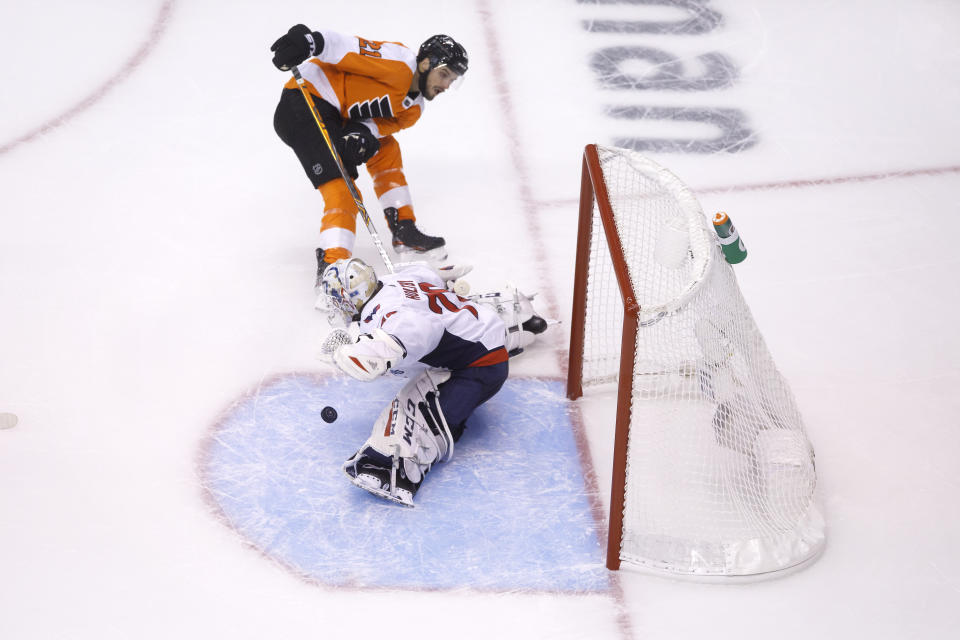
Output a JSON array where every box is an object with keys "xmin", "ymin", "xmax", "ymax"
[
  {"xmin": 472, "ymin": 287, "xmax": 557, "ymax": 355},
  {"xmin": 343, "ymin": 446, "xmax": 419, "ymax": 508}
]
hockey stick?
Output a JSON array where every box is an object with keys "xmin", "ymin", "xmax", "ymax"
[{"xmin": 290, "ymin": 66, "xmax": 395, "ymax": 274}]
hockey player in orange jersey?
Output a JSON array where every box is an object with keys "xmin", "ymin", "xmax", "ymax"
[{"xmin": 270, "ymin": 25, "xmax": 468, "ymax": 284}]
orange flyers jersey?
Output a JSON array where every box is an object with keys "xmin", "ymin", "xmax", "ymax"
[{"xmin": 284, "ymin": 30, "xmax": 426, "ymax": 138}]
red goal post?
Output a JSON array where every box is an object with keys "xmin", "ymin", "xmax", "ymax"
[
  {"xmin": 567, "ymin": 144, "xmax": 825, "ymax": 578},
  {"xmin": 567, "ymin": 144, "xmax": 638, "ymax": 571}
]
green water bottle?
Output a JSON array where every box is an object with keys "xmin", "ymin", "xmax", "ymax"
[{"xmin": 712, "ymin": 211, "xmax": 747, "ymax": 264}]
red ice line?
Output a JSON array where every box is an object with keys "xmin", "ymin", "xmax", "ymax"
[
  {"xmin": 475, "ymin": 1, "xmax": 634, "ymax": 638},
  {"xmin": 536, "ymin": 164, "xmax": 960, "ymax": 208},
  {"xmin": 0, "ymin": 0, "xmax": 176, "ymax": 157},
  {"xmin": 695, "ymin": 164, "xmax": 960, "ymax": 194}
]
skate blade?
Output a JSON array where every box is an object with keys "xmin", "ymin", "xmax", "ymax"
[
  {"xmin": 347, "ymin": 472, "xmax": 415, "ymax": 508},
  {"xmin": 393, "ymin": 245, "xmax": 448, "ymax": 262}
]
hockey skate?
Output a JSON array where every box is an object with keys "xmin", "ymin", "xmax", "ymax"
[
  {"xmin": 383, "ymin": 207, "xmax": 448, "ymax": 262},
  {"xmin": 472, "ymin": 287, "xmax": 555, "ymax": 356},
  {"xmin": 343, "ymin": 446, "xmax": 422, "ymax": 508}
]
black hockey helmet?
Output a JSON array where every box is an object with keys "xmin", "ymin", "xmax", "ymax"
[{"xmin": 417, "ymin": 35, "xmax": 468, "ymax": 76}]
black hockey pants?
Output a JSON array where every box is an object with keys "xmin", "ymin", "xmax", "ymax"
[{"xmin": 273, "ymin": 88, "xmax": 358, "ymax": 187}]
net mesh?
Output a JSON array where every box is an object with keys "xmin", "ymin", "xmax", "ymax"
[{"xmin": 580, "ymin": 146, "xmax": 824, "ymax": 577}]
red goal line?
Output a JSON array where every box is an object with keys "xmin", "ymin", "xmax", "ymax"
[{"xmin": 537, "ymin": 163, "xmax": 960, "ymax": 207}]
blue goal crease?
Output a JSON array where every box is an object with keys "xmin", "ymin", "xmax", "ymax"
[{"xmin": 202, "ymin": 374, "xmax": 611, "ymax": 593}]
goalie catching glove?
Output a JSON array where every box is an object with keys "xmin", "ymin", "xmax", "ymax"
[{"xmin": 333, "ymin": 328, "xmax": 405, "ymax": 381}]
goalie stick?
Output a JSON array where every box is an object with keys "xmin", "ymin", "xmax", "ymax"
[{"xmin": 290, "ymin": 66, "xmax": 395, "ymax": 274}]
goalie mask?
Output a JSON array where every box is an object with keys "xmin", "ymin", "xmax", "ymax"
[{"xmin": 320, "ymin": 258, "xmax": 378, "ymax": 321}]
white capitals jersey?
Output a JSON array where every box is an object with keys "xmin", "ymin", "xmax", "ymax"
[{"xmin": 357, "ymin": 265, "xmax": 508, "ymax": 376}]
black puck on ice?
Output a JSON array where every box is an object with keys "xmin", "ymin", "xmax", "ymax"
[{"xmin": 321, "ymin": 406, "xmax": 338, "ymax": 423}]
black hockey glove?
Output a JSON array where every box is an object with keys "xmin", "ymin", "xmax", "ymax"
[
  {"xmin": 270, "ymin": 24, "xmax": 324, "ymax": 71},
  {"xmin": 339, "ymin": 122, "xmax": 381, "ymax": 167}
]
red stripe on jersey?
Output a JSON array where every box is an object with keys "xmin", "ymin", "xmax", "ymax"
[
  {"xmin": 468, "ymin": 347, "xmax": 509, "ymax": 368},
  {"xmin": 379, "ymin": 310, "xmax": 397, "ymax": 327}
]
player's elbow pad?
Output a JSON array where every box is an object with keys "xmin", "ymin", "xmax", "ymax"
[{"xmin": 333, "ymin": 329, "xmax": 406, "ymax": 381}]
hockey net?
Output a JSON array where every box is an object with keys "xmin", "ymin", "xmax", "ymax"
[{"xmin": 568, "ymin": 144, "xmax": 825, "ymax": 578}]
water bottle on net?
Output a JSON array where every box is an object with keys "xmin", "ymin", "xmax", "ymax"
[{"xmin": 712, "ymin": 211, "xmax": 747, "ymax": 264}]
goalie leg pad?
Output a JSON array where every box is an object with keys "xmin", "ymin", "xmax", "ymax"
[
  {"xmin": 411, "ymin": 370, "xmax": 455, "ymax": 463},
  {"xmin": 342, "ymin": 371, "xmax": 455, "ymax": 506}
]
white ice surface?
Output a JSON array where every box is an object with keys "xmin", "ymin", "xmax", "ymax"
[{"xmin": 1, "ymin": 1, "xmax": 958, "ymax": 639}]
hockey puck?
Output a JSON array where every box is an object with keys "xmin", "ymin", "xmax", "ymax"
[
  {"xmin": 321, "ymin": 406, "xmax": 338, "ymax": 423},
  {"xmin": 0, "ymin": 413, "xmax": 19, "ymax": 430}
]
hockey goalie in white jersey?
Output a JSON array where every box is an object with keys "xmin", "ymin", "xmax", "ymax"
[{"xmin": 318, "ymin": 258, "xmax": 549, "ymax": 506}]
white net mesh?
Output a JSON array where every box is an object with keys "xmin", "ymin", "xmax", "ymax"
[{"xmin": 580, "ymin": 146, "xmax": 825, "ymax": 577}]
